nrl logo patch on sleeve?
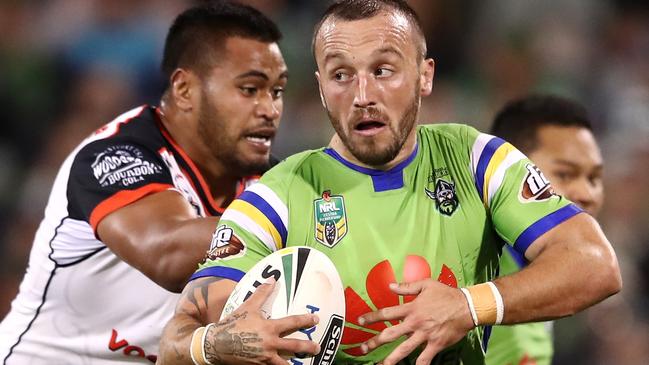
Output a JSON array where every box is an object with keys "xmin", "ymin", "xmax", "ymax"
[
  {"xmin": 91, "ymin": 145, "xmax": 163, "ymax": 188},
  {"xmin": 520, "ymin": 163, "xmax": 556, "ymax": 202},
  {"xmin": 206, "ymin": 225, "xmax": 246, "ymax": 261}
]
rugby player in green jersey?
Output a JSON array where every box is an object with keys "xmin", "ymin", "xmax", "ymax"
[
  {"xmin": 486, "ymin": 95, "xmax": 604, "ymax": 365},
  {"xmin": 158, "ymin": 1, "xmax": 621, "ymax": 364}
]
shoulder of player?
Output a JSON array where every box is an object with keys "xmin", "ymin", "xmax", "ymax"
[
  {"xmin": 91, "ymin": 106, "xmax": 163, "ymax": 144},
  {"xmin": 68, "ymin": 120, "xmax": 169, "ymax": 188},
  {"xmin": 260, "ymin": 148, "xmax": 329, "ymax": 181},
  {"xmin": 417, "ymin": 123, "xmax": 482, "ymax": 149},
  {"xmin": 71, "ymin": 108, "xmax": 165, "ymax": 164}
]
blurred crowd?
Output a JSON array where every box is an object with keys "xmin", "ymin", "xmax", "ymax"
[{"xmin": 1, "ymin": 1, "xmax": 648, "ymax": 364}]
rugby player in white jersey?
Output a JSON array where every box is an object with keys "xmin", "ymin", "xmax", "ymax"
[{"xmin": 0, "ymin": 2, "xmax": 316, "ymax": 363}]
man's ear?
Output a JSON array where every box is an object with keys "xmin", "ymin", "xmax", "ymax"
[
  {"xmin": 419, "ymin": 58, "xmax": 435, "ymax": 96},
  {"xmin": 169, "ymin": 68, "xmax": 196, "ymax": 112},
  {"xmin": 315, "ymin": 71, "xmax": 328, "ymax": 109}
]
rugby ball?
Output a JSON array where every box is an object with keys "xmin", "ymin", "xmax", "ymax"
[{"xmin": 220, "ymin": 246, "xmax": 345, "ymax": 365}]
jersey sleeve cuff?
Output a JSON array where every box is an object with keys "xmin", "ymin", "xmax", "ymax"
[
  {"xmin": 89, "ymin": 183, "xmax": 174, "ymax": 231},
  {"xmin": 513, "ymin": 204, "xmax": 583, "ymax": 256},
  {"xmin": 188, "ymin": 266, "xmax": 245, "ymax": 283}
]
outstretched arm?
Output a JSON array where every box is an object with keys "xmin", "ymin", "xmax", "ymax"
[
  {"xmin": 97, "ymin": 190, "xmax": 218, "ymax": 292},
  {"xmin": 359, "ymin": 213, "xmax": 621, "ymax": 365},
  {"xmin": 158, "ymin": 277, "xmax": 321, "ymax": 365}
]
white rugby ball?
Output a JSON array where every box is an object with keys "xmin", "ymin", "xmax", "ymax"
[{"xmin": 220, "ymin": 246, "xmax": 345, "ymax": 365}]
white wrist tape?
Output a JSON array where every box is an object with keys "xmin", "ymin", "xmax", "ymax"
[
  {"xmin": 460, "ymin": 287, "xmax": 479, "ymax": 327},
  {"xmin": 486, "ymin": 281, "xmax": 504, "ymax": 325}
]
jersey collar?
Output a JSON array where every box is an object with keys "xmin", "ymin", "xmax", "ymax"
[{"xmin": 323, "ymin": 144, "xmax": 419, "ymax": 192}]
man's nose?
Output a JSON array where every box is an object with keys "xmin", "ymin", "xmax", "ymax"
[
  {"xmin": 353, "ymin": 73, "xmax": 377, "ymax": 108},
  {"xmin": 256, "ymin": 92, "xmax": 281, "ymax": 121}
]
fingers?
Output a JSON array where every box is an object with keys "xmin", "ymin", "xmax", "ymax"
[
  {"xmin": 362, "ymin": 323, "xmax": 407, "ymax": 354},
  {"xmin": 268, "ymin": 354, "xmax": 292, "ymax": 365},
  {"xmin": 415, "ymin": 343, "xmax": 441, "ymax": 365},
  {"xmin": 389, "ymin": 281, "xmax": 425, "ymax": 295},
  {"xmin": 272, "ymin": 313, "xmax": 319, "ymax": 335},
  {"xmin": 359, "ymin": 304, "xmax": 408, "ymax": 326},
  {"xmin": 382, "ymin": 334, "xmax": 427, "ymax": 365},
  {"xmin": 275, "ymin": 337, "xmax": 321, "ymax": 357},
  {"xmin": 242, "ymin": 279, "xmax": 276, "ymax": 309}
]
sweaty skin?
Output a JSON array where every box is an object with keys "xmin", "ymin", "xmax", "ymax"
[{"xmin": 315, "ymin": 12, "xmax": 433, "ymax": 170}]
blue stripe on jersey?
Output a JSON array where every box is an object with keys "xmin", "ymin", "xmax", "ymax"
[
  {"xmin": 475, "ymin": 137, "xmax": 506, "ymax": 200},
  {"xmin": 513, "ymin": 204, "xmax": 583, "ymax": 255},
  {"xmin": 482, "ymin": 325, "xmax": 493, "ymax": 352},
  {"xmin": 323, "ymin": 145, "xmax": 418, "ymax": 192},
  {"xmin": 189, "ymin": 266, "xmax": 245, "ymax": 282},
  {"xmin": 238, "ymin": 190, "xmax": 288, "ymax": 245},
  {"xmin": 506, "ymin": 245, "xmax": 528, "ymax": 269}
]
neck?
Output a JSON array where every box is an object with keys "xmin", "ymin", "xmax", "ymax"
[
  {"xmin": 158, "ymin": 100, "xmax": 240, "ymax": 208},
  {"xmin": 329, "ymin": 129, "xmax": 418, "ymax": 171}
]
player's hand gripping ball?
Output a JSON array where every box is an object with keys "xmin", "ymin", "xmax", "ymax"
[{"xmin": 220, "ymin": 246, "xmax": 345, "ymax": 364}]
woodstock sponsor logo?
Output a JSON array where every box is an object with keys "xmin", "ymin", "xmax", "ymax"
[{"xmin": 91, "ymin": 145, "xmax": 162, "ymax": 187}]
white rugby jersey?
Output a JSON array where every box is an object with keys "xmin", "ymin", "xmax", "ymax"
[{"xmin": 0, "ymin": 106, "xmax": 256, "ymax": 364}]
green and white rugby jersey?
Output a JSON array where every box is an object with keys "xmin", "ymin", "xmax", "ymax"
[{"xmin": 191, "ymin": 124, "xmax": 581, "ymax": 365}]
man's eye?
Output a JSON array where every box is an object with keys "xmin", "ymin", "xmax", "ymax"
[
  {"xmin": 240, "ymin": 87, "xmax": 257, "ymax": 96},
  {"xmin": 375, "ymin": 68, "xmax": 394, "ymax": 77},
  {"xmin": 554, "ymin": 171, "xmax": 573, "ymax": 181},
  {"xmin": 272, "ymin": 87, "xmax": 284, "ymax": 98},
  {"xmin": 334, "ymin": 72, "xmax": 350, "ymax": 82}
]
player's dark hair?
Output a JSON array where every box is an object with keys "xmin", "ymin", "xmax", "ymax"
[
  {"xmin": 161, "ymin": 1, "xmax": 282, "ymax": 81},
  {"xmin": 311, "ymin": 0, "xmax": 426, "ymax": 61},
  {"xmin": 490, "ymin": 94, "xmax": 593, "ymax": 153}
]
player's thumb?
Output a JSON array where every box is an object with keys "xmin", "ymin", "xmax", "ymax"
[
  {"xmin": 244, "ymin": 278, "xmax": 276, "ymax": 309},
  {"xmin": 390, "ymin": 280, "xmax": 424, "ymax": 295}
]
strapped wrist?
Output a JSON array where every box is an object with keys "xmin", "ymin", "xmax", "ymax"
[
  {"xmin": 460, "ymin": 282, "xmax": 504, "ymax": 326},
  {"xmin": 190, "ymin": 323, "xmax": 215, "ymax": 365}
]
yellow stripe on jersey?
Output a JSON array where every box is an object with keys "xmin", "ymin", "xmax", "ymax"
[
  {"xmin": 482, "ymin": 142, "xmax": 516, "ymax": 203},
  {"xmin": 228, "ymin": 199, "xmax": 283, "ymax": 250}
]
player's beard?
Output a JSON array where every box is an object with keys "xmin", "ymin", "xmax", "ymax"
[
  {"xmin": 328, "ymin": 85, "xmax": 420, "ymax": 167},
  {"xmin": 197, "ymin": 92, "xmax": 271, "ymax": 177}
]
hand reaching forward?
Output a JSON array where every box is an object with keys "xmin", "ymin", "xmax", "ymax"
[
  {"xmin": 358, "ymin": 279, "xmax": 475, "ymax": 365},
  {"xmin": 204, "ymin": 281, "xmax": 321, "ymax": 365}
]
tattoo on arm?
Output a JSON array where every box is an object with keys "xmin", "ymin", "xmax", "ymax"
[
  {"xmin": 177, "ymin": 323, "xmax": 197, "ymax": 337},
  {"xmin": 173, "ymin": 344, "xmax": 185, "ymax": 361},
  {"xmin": 204, "ymin": 312, "xmax": 264, "ymax": 363},
  {"xmin": 180, "ymin": 276, "xmax": 224, "ymax": 319}
]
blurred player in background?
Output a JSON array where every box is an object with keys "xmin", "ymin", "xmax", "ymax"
[
  {"xmin": 487, "ymin": 94, "xmax": 604, "ymax": 365},
  {"xmin": 158, "ymin": 1, "xmax": 620, "ymax": 364},
  {"xmin": 0, "ymin": 2, "xmax": 315, "ymax": 363}
]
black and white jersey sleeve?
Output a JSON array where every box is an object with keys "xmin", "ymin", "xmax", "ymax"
[{"xmin": 67, "ymin": 134, "xmax": 174, "ymax": 232}]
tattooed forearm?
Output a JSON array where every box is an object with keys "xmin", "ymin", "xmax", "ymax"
[{"xmin": 204, "ymin": 312, "xmax": 264, "ymax": 363}]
